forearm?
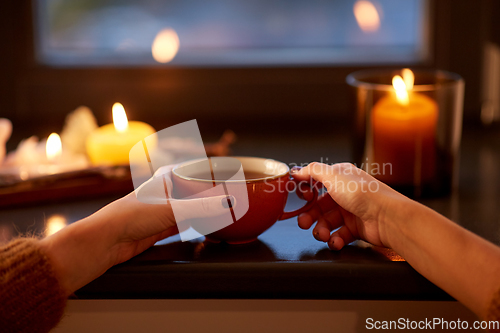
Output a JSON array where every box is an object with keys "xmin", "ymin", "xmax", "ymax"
[
  {"xmin": 38, "ymin": 206, "xmax": 118, "ymax": 295},
  {"xmin": 37, "ymin": 193, "xmax": 172, "ymax": 295},
  {"xmin": 385, "ymin": 200, "xmax": 500, "ymax": 318},
  {"xmin": 293, "ymin": 163, "xmax": 500, "ymax": 318}
]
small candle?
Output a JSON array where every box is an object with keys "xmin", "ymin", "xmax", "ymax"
[
  {"xmin": 0, "ymin": 132, "xmax": 88, "ymax": 180},
  {"xmin": 86, "ymin": 103, "xmax": 156, "ymax": 165},
  {"xmin": 46, "ymin": 133, "xmax": 62, "ymax": 163},
  {"xmin": 39, "ymin": 132, "xmax": 88, "ymax": 176},
  {"xmin": 372, "ymin": 70, "xmax": 438, "ymax": 186}
]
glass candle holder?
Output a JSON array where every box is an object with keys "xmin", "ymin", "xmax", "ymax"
[{"xmin": 346, "ymin": 69, "xmax": 464, "ymax": 198}]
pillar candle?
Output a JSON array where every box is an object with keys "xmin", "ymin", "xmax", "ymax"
[
  {"xmin": 371, "ymin": 76, "xmax": 438, "ymax": 186},
  {"xmin": 86, "ymin": 103, "xmax": 156, "ymax": 165}
]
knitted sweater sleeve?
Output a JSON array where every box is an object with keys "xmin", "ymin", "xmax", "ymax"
[
  {"xmin": 487, "ymin": 286, "xmax": 500, "ymax": 333},
  {"xmin": 0, "ymin": 238, "xmax": 67, "ymax": 333}
]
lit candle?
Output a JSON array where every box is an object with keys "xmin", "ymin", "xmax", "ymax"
[
  {"xmin": 46, "ymin": 133, "xmax": 62, "ymax": 163},
  {"xmin": 37, "ymin": 132, "xmax": 64, "ymax": 175},
  {"xmin": 371, "ymin": 70, "xmax": 438, "ymax": 186},
  {"xmin": 86, "ymin": 103, "xmax": 156, "ymax": 165},
  {"xmin": 1, "ymin": 132, "xmax": 89, "ymax": 179}
]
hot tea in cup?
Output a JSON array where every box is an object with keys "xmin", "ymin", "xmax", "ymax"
[{"xmin": 172, "ymin": 156, "xmax": 317, "ymax": 244}]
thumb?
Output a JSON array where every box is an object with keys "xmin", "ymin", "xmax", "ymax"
[
  {"xmin": 291, "ymin": 162, "xmax": 380, "ymax": 204},
  {"xmin": 170, "ymin": 195, "xmax": 236, "ymax": 223},
  {"xmin": 292, "ymin": 162, "xmax": 374, "ymax": 191},
  {"xmin": 291, "ymin": 162, "xmax": 333, "ymax": 184},
  {"xmin": 134, "ymin": 165, "xmax": 175, "ymax": 204},
  {"xmin": 134, "ymin": 174, "xmax": 169, "ymax": 204}
]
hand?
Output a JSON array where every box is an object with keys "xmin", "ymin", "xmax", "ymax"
[
  {"xmin": 291, "ymin": 162, "xmax": 416, "ymax": 250},
  {"xmin": 294, "ymin": 162, "xmax": 500, "ymax": 319},
  {"xmin": 39, "ymin": 165, "xmax": 233, "ymax": 295}
]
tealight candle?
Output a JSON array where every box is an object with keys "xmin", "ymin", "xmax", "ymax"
[
  {"xmin": 39, "ymin": 132, "xmax": 88, "ymax": 176},
  {"xmin": 372, "ymin": 70, "xmax": 438, "ymax": 186},
  {"xmin": 46, "ymin": 133, "xmax": 62, "ymax": 163},
  {"xmin": 0, "ymin": 132, "xmax": 88, "ymax": 181},
  {"xmin": 86, "ymin": 103, "xmax": 156, "ymax": 165}
]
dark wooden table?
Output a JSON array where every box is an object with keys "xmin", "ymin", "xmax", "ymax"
[{"xmin": 1, "ymin": 125, "xmax": 499, "ymax": 301}]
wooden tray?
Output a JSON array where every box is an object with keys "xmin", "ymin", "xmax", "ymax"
[
  {"xmin": 0, "ymin": 166, "xmax": 134, "ymax": 208},
  {"xmin": 0, "ymin": 130, "xmax": 236, "ymax": 208}
]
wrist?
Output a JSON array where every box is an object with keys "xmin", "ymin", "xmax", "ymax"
[
  {"xmin": 375, "ymin": 190, "xmax": 421, "ymax": 252},
  {"xmin": 38, "ymin": 215, "xmax": 116, "ymax": 295}
]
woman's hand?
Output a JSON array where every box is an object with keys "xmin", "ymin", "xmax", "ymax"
[
  {"xmin": 293, "ymin": 162, "xmax": 500, "ymax": 319},
  {"xmin": 292, "ymin": 162, "xmax": 418, "ymax": 250},
  {"xmin": 39, "ymin": 165, "xmax": 233, "ymax": 295}
]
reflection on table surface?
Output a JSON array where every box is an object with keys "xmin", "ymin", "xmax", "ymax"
[
  {"xmin": 1, "ymin": 126, "xmax": 499, "ymax": 247},
  {"xmin": 5, "ymin": 128, "xmax": 496, "ymax": 299}
]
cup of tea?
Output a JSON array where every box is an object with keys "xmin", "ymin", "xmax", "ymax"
[{"xmin": 172, "ymin": 156, "xmax": 318, "ymax": 244}]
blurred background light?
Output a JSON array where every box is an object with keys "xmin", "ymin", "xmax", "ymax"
[
  {"xmin": 45, "ymin": 214, "xmax": 67, "ymax": 237},
  {"xmin": 35, "ymin": 0, "xmax": 427, "ymax": 67},
  {"xmin": 152, "ymin": 28, "xmax": 180, "ymax": 63},
  {"xmin": 353, "ymin": 0, "xmax": 381, "ymax": 32}
]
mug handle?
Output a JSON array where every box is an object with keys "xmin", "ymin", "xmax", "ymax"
[{"xmin": 278, "ymin": 182, "xmax": 318, "ymax": 221}]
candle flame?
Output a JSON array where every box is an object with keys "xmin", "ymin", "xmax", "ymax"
[
  {"xmin": 353, "ymin": 0, "xmax": 381, "ymax": 32},
  {"xmin": 45, "ymin": 214, "xmax": 67, "ymax": 237},
  {"xmin": 113, "ymin": 103, "xmax": 129, "ymax": 133},
  {"xmin": 152, "ymin": 28, "xmax": 180, "ymax": 63},
  {"xmin": 46, "ymin": 133, "xmax": 62, "ymax": 162},
  {"xmin": 392, "ymin": 75, "xmax": 409, "ymax": 106},
  {"xmin": 402, "ymin": 68, "xmax": 414, "ymax": 90}
]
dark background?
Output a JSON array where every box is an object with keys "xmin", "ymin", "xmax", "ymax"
[{"xmin": 0, "ymin": 0, "xmax": 499, "ymax": 145}]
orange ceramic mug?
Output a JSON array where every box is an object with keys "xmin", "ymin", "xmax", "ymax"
[{"xmin": 172, "ymin": 156, "xmax": 318, "ymax": 244}]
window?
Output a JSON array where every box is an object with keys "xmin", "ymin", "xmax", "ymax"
[{"xmin": 35, "ymin": 0, "xmax": 429, "ymax": 67}]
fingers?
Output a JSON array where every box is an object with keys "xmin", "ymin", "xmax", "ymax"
[
  {"xmin": 154, "ymin": 165, "xmax": 175, "ymax": 198},
  {"xmin": 328, "ymin": 225, "xmax": 356, "ymax": 250},
  {"xmin": 297, "ymin": 193, "xmax": 338, "ymax": 229},
  {"xmin": 170, "ymin": 195, "xmax": 235, "ymax": 222},
  {"xmin": 291, "ymin": 162, "xmax": 377, "ymax": 196},
  {"xmin": 294, "ymin": 180, "xmax": 315, "ymax": 201},
  {"xmin": 293, "ymin": 163, "xmax": 358, "ymax": 249},
  {"xmin": 290, "ymin": 162, "xmax": 332, "ymax": 184},
  {"xmin": 297, "ymin": 212, "xmax": 315, "ymax": 230},
  {"xmin": 291, "ymin": 171, "xmax": 318, "ymax": 201},
  {"xmin": 297, "ymin": 191, "xmax": 346, "ymax": 244},
  {"xmin": 292, "ymin": 162, "xmax": 392, "ymax": 223},
  {"xmin": 293, "ymin": 161, "xmax": 402, "ymax": 251},
  {"xmin": 135, "ymin": 174, "xmax": 170, "ymax": 204},
  {"xmin": 135, "ymin": 165, "xmax": 175, "ymax": 203},
  {"xmin": 313, "ymin": 209, "xmax": 344, "ymax": 242},
  {"xmin": 154, "ymin": 164, "xmax": 175, "ymax": 177}
]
